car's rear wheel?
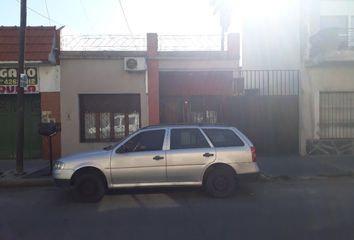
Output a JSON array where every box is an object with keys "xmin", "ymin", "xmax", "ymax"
[
  {"xmin": 71, "ymin": 173, "xmax": 106, "ymax": 203},
  {"xmin": 204, "ymin": 167, "xmax": 236, "ymax": 198}
]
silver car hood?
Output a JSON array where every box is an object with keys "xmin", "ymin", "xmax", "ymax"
[{"xmin": 59, "ymin": 150, "xmax": 112, "ymax": 169}]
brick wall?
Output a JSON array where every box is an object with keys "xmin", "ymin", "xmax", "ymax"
[
  {"xmin": 147, "ymin": 33, "xmax": 160, "ymax": 125},
  {"xmin": 40, "ymin": 92, "xmax": 61, "ymax": 160}
]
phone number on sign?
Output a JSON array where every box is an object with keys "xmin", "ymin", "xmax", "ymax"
[{"xmin": 0, "ymin": 78, "xmax": 37, "ymax": 85}]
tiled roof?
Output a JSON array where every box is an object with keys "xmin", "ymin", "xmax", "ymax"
[{"xmin": 0, "ymin": 26, "xmax": 58, "ymax": 62}]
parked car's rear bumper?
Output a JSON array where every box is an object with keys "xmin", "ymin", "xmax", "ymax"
[
  {"xmin": 237, "ymin": 172, "xmax": 260, "ymax": 182},
  {"xmin": 230, "ymin": 162, "xmax": 259, "ymax": 175}
]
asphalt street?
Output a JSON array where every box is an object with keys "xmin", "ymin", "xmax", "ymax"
[{"xmin": 1, "ymin": 178, "xmax": 354, "ymax": 240}]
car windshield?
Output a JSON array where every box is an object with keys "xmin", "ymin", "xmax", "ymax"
[{"xmin": 102, "ymin": 129, "xmax": 139, "ymax": 150}]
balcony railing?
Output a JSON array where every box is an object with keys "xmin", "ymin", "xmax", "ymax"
[{"xmin": 310, "ymin": 28, "xmax": 354, "ymax": 60}]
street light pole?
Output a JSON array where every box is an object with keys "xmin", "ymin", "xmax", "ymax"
[{"xmin": 16, "ymin": 0, "xmax": 27, "ymax": 175}]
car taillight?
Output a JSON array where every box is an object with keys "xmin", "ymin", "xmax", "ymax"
[{"xmin": 251, "ymin": 147, "xmax": 256, "ymax": 162}]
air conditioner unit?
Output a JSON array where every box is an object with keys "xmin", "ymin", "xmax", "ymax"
[{"xmin": 124, "ymin": 57, "xmax": 146, "ymax": 71}]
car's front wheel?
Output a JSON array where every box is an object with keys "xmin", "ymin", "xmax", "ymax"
[
  {"xmin": 71, "ymin": 173, "xmax": 106, "ymax": 203},
  {"xmin": 204, "ymin": 167, "xmax": 236, "ymax": 198}
]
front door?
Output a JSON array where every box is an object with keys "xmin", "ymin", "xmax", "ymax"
[
  {"xmin": 166, "ymin": 128, "xmax": 216, "ymax": 182},
  {"xmin": 0, "ymin": 95, "xmax": 41, "ymax": 159},
  {"xmin": 110, "ymin": 129, "xmax": 167, "ymax": 184},
  {"xmin": 160, "ymin": 96, "xmax": 220, "ymax": 124}
]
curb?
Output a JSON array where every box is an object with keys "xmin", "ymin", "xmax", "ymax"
[{"xmin": 0, "ymin": 178, "xmax": 53, "ymax": 188}]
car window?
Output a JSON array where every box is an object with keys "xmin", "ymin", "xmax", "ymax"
[
  {"xmin": 202, "ymin": 129, "xmax": 245, "ymax": 147},
  {"xmin": 119, "ymin": 130, "xmax": 165, "ymax": 153},
  {"xmin": 170, "ymin": 128, "xmax": 210, "ymax": 150}
]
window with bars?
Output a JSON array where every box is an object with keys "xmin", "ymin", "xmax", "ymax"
[
  {"xmin": 319, "ymin": 92, "xmax": 354, "ymax": 139},
  {"xmin": 80, "ymin": 94, "xmax": 140, "ymax": 142}
]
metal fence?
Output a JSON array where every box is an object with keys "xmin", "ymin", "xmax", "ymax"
[
  {"xmin": 61, "ymin": 34, "xmax": 224, "ymax": 51},
  {"xmin": 61, "ymin": 35, "xmax": 147, "ymax": 51},
  {"xmin": 239, "ymin": 70, "xmax": 300, "ymax": 96},
  {"xmin": 320, "ymin": 92, "xmax": 354, "ymax": 139}
]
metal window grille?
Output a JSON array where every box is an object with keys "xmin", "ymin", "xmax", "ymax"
[
  {"xmin": 114, "ymin": 113, "xmax": 126, "ymax": 139},
  {"xmin": 84, "ymin": 112, "xmax": 96, "ymax": 140},
  {"xmin": 99, "ymin": 112, "xmax": 111, "ymax": 139},
  {"xmin": 320, "ymin": 92, "xmax": 354, "ymax": 139},
  {"xmin": 128, "ymin": 112, "xmax": 140, "ymax": 134},
  {"xmin": 79, "ymin": 94, "xmax": 141, "ymax": 142}
]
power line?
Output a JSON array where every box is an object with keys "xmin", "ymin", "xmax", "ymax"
[
  {"xmin": 44, "ymin": 0, "xmax": 51, "ymax": 25},
  {"xmin": 79, "ymin": 0, "xmax": 95, "ymax": 34},
  {"xmin": 117, "ymin": 0, "xmax": 133, "ymax": 35},
  {"xmin": 14, "ymin": 0, "xmax": 63, "ymax": 26}
]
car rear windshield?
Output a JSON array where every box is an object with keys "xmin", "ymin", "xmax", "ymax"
[{"xmin": 202, "ymin": 129, "xmax": 245, "ymax": 147}]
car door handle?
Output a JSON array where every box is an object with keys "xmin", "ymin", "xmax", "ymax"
[
  {"xmin": 153, "ymin": 155, "xmax": 164, "ymax": 160},
  {"xmin": 203, "ymin": 153, "xmax": 214, "ymax": 157}
]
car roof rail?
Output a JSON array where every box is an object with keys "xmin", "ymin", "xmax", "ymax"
[{"xmin": 141, "ymin": 123, "xmax": 230, "ymax": 129}]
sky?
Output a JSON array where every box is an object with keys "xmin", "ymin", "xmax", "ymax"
[{"xmin": 2, "ymin": 0, "xmax": 241, "ymax": 36}]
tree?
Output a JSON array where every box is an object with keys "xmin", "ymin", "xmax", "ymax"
[{"xmin": 210, "ymin": 0, "xmax": 232, "ymax": 50}]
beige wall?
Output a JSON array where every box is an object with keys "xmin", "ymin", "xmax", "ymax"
[
  {"xmin": 299, "ymin": 65, "xmax": 354, "ymax": 155},
  {"xmin": 60, "ymin": 58, "xmax": 148, "ymax": 156},
  {"xmin": 159, "ymin": 59, "xmax": 239, "ymax": 72}
]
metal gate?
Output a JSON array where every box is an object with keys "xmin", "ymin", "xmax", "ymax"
[
  {"xmin": 160, "ymin": 70, "xmax": 299, "ymax": 155},
  {"xmin": 223, "ymin": 70, "xmax": 300, "ymax": 155},
  {"xmin": 0, "ymin": 95, "xmax": 41, "ymax": 159}
]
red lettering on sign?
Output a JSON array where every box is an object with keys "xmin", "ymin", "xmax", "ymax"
[
  {"xmin": 6, "ymin": 86, "xmax": 15, "ymax": 93},
  {"xmin": 27, "ymin": 86, "xmax": 36, "ymax": 92},
  {"xmin": 0, "ymin": 85, "xmax": 38, "ymax": 94}
]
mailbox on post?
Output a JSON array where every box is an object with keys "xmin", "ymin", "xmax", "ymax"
[
  {"xmin": 39, "ymin": 122, "xmax": 57, "ymax": 136},
  {"xmin": 38, "ymin": 122, "xmax": 60, "ymax": 175}
]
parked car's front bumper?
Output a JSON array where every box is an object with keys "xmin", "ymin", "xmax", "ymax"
[
  {"xmin": 53, "ymin": 169, "xmax": 74, "ymax": 179},
  {"xmin": 53, "ymin": 169, "xmax": 74, "ymax": 188},
  {"xmin": 54, "ymin": 178, "xmax": 71, "ymax": 188}
]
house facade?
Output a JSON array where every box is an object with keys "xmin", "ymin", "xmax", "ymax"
[
  {"xmin": 242, "ymin": 0, "xmax": 354, "ymax": 156},
  {"xmin": 300, "ymin": 0, "xmax": 354, "ymax": 155},
  {"xmin": 60, "ymin": 33, "xmax": 241, "ymax": 156},
  {"xmin": 0, "ymin": 27, "xmax": 61, "ymax": 160}
]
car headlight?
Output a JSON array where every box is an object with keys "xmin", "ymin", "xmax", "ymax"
[{"xmin": 53, "ymin": 161, "xmax": 65, "ymax": 170}]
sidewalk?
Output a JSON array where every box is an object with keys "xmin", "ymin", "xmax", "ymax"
[
  {"xmin": 0, "ymin": 159, "xmax": 53, "ymax": 188},
  {"xmin": 258, "ymin": 155, "xmax": 354, "ymax": 179},
  {"xmin": 1, "ymin": 156, "xmax": 354, "ymax": 188}
]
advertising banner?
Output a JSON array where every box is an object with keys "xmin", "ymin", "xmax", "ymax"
[{"xmin": 0, "ymin": 67, "xmax": 39, "ymax": 94}]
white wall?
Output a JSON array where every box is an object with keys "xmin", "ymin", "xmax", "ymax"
[
  {"xmin": 39, "ymin": 65, "xmax": 60, "ymax": 92},
  {"xmin": 299, "ymin": 0, "xmax": 354, "ymax": 155},
  {"xmin": 300, "ymin": 65, "xmax": 354, "ymax": 154},
  {"xmin": 320, "ymin": 1, "xmax": 354, "ymax": 16}
]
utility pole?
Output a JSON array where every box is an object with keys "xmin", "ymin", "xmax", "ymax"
[
  {"xmin": 221, "ymin": 28, "xmax": 225, "ymax": 51},
  {"xmin": 16, "ymin": 0, "xmax": 27, "ymax": 175}
]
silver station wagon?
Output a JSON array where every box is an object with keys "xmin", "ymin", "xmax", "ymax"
[{"xmin": 53, "ymin": 124, "xmax": 259, "ymax": 202}]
